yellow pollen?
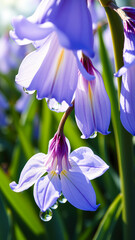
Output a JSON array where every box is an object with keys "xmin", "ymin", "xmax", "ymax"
[
  {"xmin": 56, "ymin": 49, "xmax": 65, "ymax": 76},
  {"xmin": 61, "ymin": 169, "xmax": 67, "ymax": 176},
  {"xmin": 88, "ymin": 82, "xmax": 93, "ymax": 103},
  {"xmin": 50, "ymin": 170, "xmax": 57, "ymax": 176}
]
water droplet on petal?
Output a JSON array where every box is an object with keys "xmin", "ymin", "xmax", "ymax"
[
  {"xmin": 51, "ymin": 201, "xmax": 58, "ymax": 210},
  {"xmin": 58, "ymin": 194, "xmax": 67, "ymax": 204},
  {"xmin": 39, "ymin": 208, "xmax": 53, "ymax": 222},
  {"xmin": 23, "ymin": 87, "xmax": 35, "ymax": 95},
  {"xmin": 90, "ymin": 132, "xmax": 97, "ymax": 139}
]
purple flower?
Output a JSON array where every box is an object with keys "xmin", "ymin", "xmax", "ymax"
[
  {"xmin": 11, "ymin": 0, "xmax": 94, "ymax": 57},
  {"xmin": 116, "ymin": 7, "xmax": 135, "ymax": 76},
  {"xmin": 0, "ymin": 34, "xmax": 27, "ymax": 74},
  {"xmin": 10, "ymin": 133, "xmax": 109, "ymax": 211},
  {"xmin": 75, "ymin": 57, "xmax": 111, "ymax": 139},
  {"xmin": 120, "ymin": 64, "xmax": 135, "ymax": 135},
  {"xmin": 115, "ymin": 7, "xmax": 135, "ymax": 134},
  {"xmin": 0, "ymin": 93, "xmax": 8, "ymax": 126},
  {"xmin": 15, "ymin": 32, "xmax": 94, "ymax": 106}
]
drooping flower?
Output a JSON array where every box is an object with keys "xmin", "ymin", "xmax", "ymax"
[
  {"xmin": 10, "ymin": 132, "xmax": 109, "ymax": 212},
  {"xmin": 14, "ymin": 31, "xmax": 94, "ymax": 106},
  {"xmin": 119, "ymin": 64, "xmax": 135, "ymax": 135},
  {"xmin": 10, "ymin": 0, "xmax": 95, "ymax": 107},
  {"xmin": 11, "ymin": 0, "xmax": 94, "ymax": 57},
  {"xmin": 75, "ymin": 57, "xmax": 111, "ymax": 139},
  {"xmin": 115, "ymin": 7, "xmax": 135, "ymax": 134},
  {"xmin": 116, "ymin": 7, "xmax": 135, "ymax": 76}
]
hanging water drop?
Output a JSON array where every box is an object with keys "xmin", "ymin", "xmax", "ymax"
[
  {"xmin": 51, "ymin": 201, "xmax": 58, "ymax": 210},
  {"xmin": 58, "ymin": 194, "xmax": 67, "ymax": 204},
  {"xmin": 23, "ymin": 87, "xmax": 35, "ymax": 95},
  {"xmin": 90, "ymin": 132, "xmax": 97, "ymax": 139},
  {"xmin": 39, "ymin": 208, "xmax": 53, "ymax": 222}
]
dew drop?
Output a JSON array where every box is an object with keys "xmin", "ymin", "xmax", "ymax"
[
  {"xmin": 23, "ymin": 87, "xmax": 29, "ymax": 94},
  {"xmin": 90, "ymin": 132, "xmax": 97, "ymax": 139},
  {"xmin": 23, "ymin": 87, "xmax": 35, "ymax": 95},
  {"xmin": 39, "ymin": 208, "xmax": 53, "ymax": 222},
  {"xmin": 51, "ymin": 201, "xmax": 58, "ymax": 210},
  {"xmin": 58, "ymin": 194, "xmax": 67, "ymax": 204}
]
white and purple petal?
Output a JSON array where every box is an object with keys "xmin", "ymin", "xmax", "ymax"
[
  {"xmin": 69, "ymin": 147, "xmax": 109, "ymax": 180},
  {"xmin": 61, "ymin": 170, "xmax": 99, "ymax": 211},
  {"xmin": 34, "ymin": 172, "xmax": 61, "ymax": 211},
  {"xmin": 120, "ymin": 64, "xmax": 135, "ymax": 135},
  {"xmin": 47, "ymin": 0, "xmax": 94, "ymax": 57},
  {"xmin": 75, "ymin": 63, "xmax": 111, "ymax": 138},
  {"xmin": 10, "ymin": 153, "xmax": 46, "ymax": 192},
  {"xmin": 16, "ymin": 32, "xmax": 78, "ymax": 105},
  {"xmin": 11, "ymin": 16, "xmax": 54, "ymax": 45},
  {"xmin": 116, "ymin": 7, "xmax": 135, "ymax": 76}
]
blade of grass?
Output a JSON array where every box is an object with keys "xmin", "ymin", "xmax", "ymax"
[{"xmin": 0, "ymin": 168, "xmax": 45, "ymax": 236}]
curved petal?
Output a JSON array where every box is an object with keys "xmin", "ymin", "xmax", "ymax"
[
  {"xmin": 10, "ymin": 153, "xmax": 46, "ymax": 192},
  {"xmin": 75, "ymin": 64, "xmax": 111, "ymax": 138},
  {"xmin": 16, "ymin": 32, "xmax": 78, "ymax": 105},
  {"xmin": 61, "ymin": 170, "xmax": 99, "ymax": 211},
  {"xmin": 47, "ymin": 98, "xmax": 69, "ymax": 112},
  {"xmin": 74, "ymin": 52, "xmax": 95, "ymax": 81},
  {"xmin": 28, "ymin": 0, "xmax": 55, "ymax": 24},
  {"xmin": 120, "ymin": 64, "xmax": 135, "ymax": 135},
  {"xmin": 47, "ymin": 0, "xmax": 94, "ymax": 57},
  {"xmin": 12, "ymin": 15, "xmax": 54, "ymax": 42},
  {"xmin": 69, "ymin": 147, "xmax": 109, "ymax": 180},
  {"xmin": 34, "ymin": 172, "xmax": 61, "ymax": 211}
]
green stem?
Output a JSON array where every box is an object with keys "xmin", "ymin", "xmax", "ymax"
[{"xmin": 98, "ymin": 1, "xmax": 135, "ymax": 239}]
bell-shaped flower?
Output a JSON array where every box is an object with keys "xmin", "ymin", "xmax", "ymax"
[
  {"xmin": 74, "ymin": 57, "xmax": 111, "ymax": 139},
  {"xmin": 10, "ymin": 0, "xmax": 94, "ymax": 57},
  {"xmin": 10, "ymin": 132, "xmax": 109, "ymax": 212},
  {"xmin": 15, "ymin": 32, "xmax": 94, "ymax": 106},
  {"xmin": 114, "ymin": 7, "xmax": 135, "ymax": 134},
  {"xmin": 116, "ymin": 7, "xmax": 135, "ymax": 77},
  {"xmin": 120, "ymin": 64, "xmax": 135, "ymax": 135}
]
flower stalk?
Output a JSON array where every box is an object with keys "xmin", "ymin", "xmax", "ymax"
[{"xmin": 57, "ymin": 102, "xmax": 74, "ymax": 136}]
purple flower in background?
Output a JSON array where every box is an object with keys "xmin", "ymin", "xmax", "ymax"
[
  {"xmin": 115, "ymin": 7, "xmax": 135, "ymax": 135},
  {"xmin": 10, "ymin": 133, "xmax": 109, "ymax": 212},
  {"xmin": 0, "ymin": 34, "xmax": 27, "ymax": 74},
  {"xmin": 11, "ymin": 0, "xmax": 94, "ymax": 57},
  {"xmin": 15, "ymin": 85, "xmax": 33, "ymax": 113},
  {"xmin": 0, "ymin": 93, "xmax": 8, "ymax": 126},
  {"xmin": 75, "ymin": 57, "xmax": 111, "ymax": 139}
]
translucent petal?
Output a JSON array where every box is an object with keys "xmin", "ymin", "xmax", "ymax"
[
  {"xmin": 75, "ymin": 66, "xmax": 111, "ymax": 138},
  {"xmin": 10, "ymin": 153, "xmax": 46, "ymax": 192},
  {"xmin": 12, "ymin": 16, "xmax": 54, "ymax": 42},
  {"xmin": 69, "ymin": 147, "xmax": 109, "ymax": 180},
  {"xmin": 16, "ymin": 32, "xmax": 78, "ymax": 105},
  {"xmin": 61, "ymin": 170, "xmax": 99, "ymax": 211},
  {"xmin": 47, "ymin": 0, "xmax": 94, "ymax": 57},
  {"xmin": 34, "ymin": 172, "xmax": 61, "ymax": 211},
  {"xmin": 120, "ymin": 64, "xmax": 135, "ymax": 135}
]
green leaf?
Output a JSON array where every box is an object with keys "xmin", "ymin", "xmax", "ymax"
[
  {"xmin": 0, "ymin": 168, "xmax": 45, "ymax": 236},
  {"xmin": 11, "ymin": 108, "xmax": 35, "ymax": 159},
  {"xmin": 0, "ymin": 194, "xmax": 10, "ymax": 240},
  {"xmin": 39, "ymin": 100, "xmax": 53, "ymax": 153},
  {"xmin": 93, "ymin": 193, "xmax": 122, "ymax": 240}
]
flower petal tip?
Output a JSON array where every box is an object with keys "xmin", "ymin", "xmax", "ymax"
[{"xmin": 10, "ymin": 181, "xmax": 18, "ymax": 191}]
